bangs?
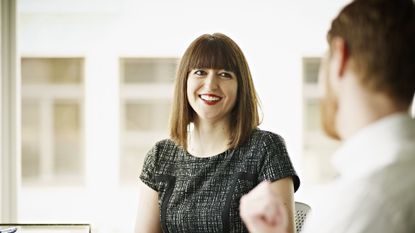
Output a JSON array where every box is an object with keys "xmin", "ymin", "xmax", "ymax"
[{"xmin": 187, "ymin": 38, "xmax": 239, "ymax": 72}]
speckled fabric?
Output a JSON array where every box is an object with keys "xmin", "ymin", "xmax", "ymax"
[{"xmin": 140, "ymin": 129, "xmax": 300, "ymax": 233}]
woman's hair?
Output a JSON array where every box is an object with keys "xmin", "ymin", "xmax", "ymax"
[{"xmin": 169, "ymin": 33, "xmax": 261, "ymax": 149}]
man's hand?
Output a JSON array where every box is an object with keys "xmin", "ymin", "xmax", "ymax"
[{"xmin": 240, "ymin": 181, "xmax": 289, "ymax": 233}]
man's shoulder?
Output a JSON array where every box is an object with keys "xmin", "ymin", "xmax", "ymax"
[
  {"xmin": 368, "ymin": 156, "xmax": 415, "ymax": 198},
  {"xmin": 304, "ymin": 167, "xmax": 415, "ymax": 233}
]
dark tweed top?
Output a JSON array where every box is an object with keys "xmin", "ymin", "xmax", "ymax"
[{"xmin": 140, "ymin": 129, "xmax": 300, "ymax": 233}]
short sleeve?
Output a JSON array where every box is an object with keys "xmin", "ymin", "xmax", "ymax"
[
  {"xmin": 258, "ymin": 132, "xmax": 300, "ymax": 192},
  {"xmin": 139, "ymin": 144, "xmax": 159, "ymax": 191}
]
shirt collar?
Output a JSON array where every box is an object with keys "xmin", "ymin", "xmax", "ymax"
[{"xmin": 332, "ymin": 113, "xmax": 415, "ymax": 180}]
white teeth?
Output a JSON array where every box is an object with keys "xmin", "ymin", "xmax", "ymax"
[{"xmin": 200, "ymin": 95, "xmax": 221, "ymax": 101}]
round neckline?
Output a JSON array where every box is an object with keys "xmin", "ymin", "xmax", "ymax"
[{"xmin": 185, "ymin": 148, "xmax": 232, "ymax": 160}]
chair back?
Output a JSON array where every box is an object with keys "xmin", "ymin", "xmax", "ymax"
[{"xmin": 294, "ymin": 201, "xmax": 311, "ymax": 233}]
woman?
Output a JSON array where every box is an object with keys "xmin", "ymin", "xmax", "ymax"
[{"xmin": 135, "ymin": 33, "xmax": 300, "ymax": 233}]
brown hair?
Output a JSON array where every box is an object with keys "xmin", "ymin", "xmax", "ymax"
[
  {"xmin": 169, "ymin": 33, "xmax": 261, "ymax": 149},
  {"xmin": 328, "ymin": 0, "xmax": 415, "ymax": 106}
]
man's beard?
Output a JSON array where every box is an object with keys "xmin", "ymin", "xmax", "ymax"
[{"xmin": 320, "ymin": 67, "xmax": 341, "ymax": 140}]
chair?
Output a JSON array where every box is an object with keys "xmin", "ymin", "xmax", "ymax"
[{"xmin": 294, "ymin": 201, "xmax": 311, "ymax": 233}]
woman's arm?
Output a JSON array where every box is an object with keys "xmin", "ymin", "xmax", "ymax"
[
  {"xmin": 269, "ymin": 177, "xmax": 295, "ymax": 233},
  {"xmin": 134, "ymin": 180, "xmax": 162, "ymax": 233},
  {"xmin": 240, "ymin": 177, "xmax": 295, "ymax": 233}
]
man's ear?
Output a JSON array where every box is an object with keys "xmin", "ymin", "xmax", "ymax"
[{"xmin": 330, "ymin": 37, "xmax": 349, "ymax": 78}]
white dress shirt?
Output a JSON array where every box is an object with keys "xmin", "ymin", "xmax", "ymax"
[{"xmin": 302, "ymin": 113, "xmax": 415, "ymax": 233}]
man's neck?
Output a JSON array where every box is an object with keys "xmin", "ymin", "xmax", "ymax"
[{"xmin": 337, "ymin": 89, "xmax": 408, "ymax": 140}]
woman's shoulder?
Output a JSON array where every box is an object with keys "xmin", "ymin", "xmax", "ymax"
[
  {"xmin": 141, "ymin": 139, "xmax": 185, "ymax": 173},
  {"xmin": 152, "ymin": 138, "xmax": 181, "ymax": 152},
  {"xmin": 236, "ymin": 129, "xmax": 287, "ymax": 154},
  {"xmin": 248, "ymin": 128, "xmax": 286, "ymax": 145},
  {"xmin": 153, "ymin": 138, "xmax": 177, "ymax": 148}
]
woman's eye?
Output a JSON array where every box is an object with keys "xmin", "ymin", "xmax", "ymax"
[
  {"xmin": 194, "ymin": 70, "xmax": 205, "ymax": 76},
  {"xmin": 219, "ymin": 72, "xmax": 232, "ymax": 79}
]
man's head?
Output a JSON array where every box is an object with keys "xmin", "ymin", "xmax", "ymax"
[{"xmin": 320, "ymin": 0, "xmax": 415, "ymax": 139}]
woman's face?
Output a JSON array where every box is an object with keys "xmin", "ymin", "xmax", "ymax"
[{"xmin": 187, "ymin": 68, "xmax": 238, "ymax": 123}]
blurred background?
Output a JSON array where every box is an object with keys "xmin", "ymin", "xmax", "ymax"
[{"xmin": 2, "ymin": 0, "xmax": 354, "ymax": 232}]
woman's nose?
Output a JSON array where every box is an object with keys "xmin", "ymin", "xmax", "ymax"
[{"xmin": 204, "ymin": 72, "xmax": 218, "ymax": 90}]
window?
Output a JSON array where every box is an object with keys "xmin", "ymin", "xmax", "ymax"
[
  {"xmin": 302, "ymin": 57, "xmax": 339, "ymax": 184},
  {"xmin": 119, "ymin": 58, "xmax": 177, "ymax": 184},
  {"xmin": 21, "ymin": 57, "xmax": 84, "ymax": 185}
]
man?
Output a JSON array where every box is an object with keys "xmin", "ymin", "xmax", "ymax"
[{"xmin": 240, "ymin": 0, "xmax": 415, "ymax": 232}]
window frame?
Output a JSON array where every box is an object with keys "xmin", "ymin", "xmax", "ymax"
[{"xmin": 0, "ymin": 0, "xmax": 19, "ymax": 222}]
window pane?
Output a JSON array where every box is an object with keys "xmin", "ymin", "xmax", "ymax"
[
  {"xmin": 302, "ymin": 57, "xmax": 321, "ymax": 84},
  {"xmin": 121, "ymin": 58, "xmax": 177, "ymax": 83},
  {"xmin": 21, "ymin": 101, "xmax": 41, "ymax": 180},
  {"xmin": 303, "ymin": 99, "xmax": 321, "ymax": 132},
  {"xmin": 302, "ymin": 57, "xmax": 339, "ymax": 184},
  {"xmin": 53, "ymin": 102, "xmax": 83, "ymax": 182},
  {"xmin": 121, "ymin": 100, "xmax": 171, "ymax": 184},
  {"xmin": 21, "ymin": 58, "xmax": 83, "ymax": 84},
  {"xmin": 125, "ymin": 101, "xmax": 171, "ymax": 131}
]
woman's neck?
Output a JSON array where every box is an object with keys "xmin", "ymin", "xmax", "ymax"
[{"xmin": 188, "ymin": 119, "xmax": 231, "ymax": 157}]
